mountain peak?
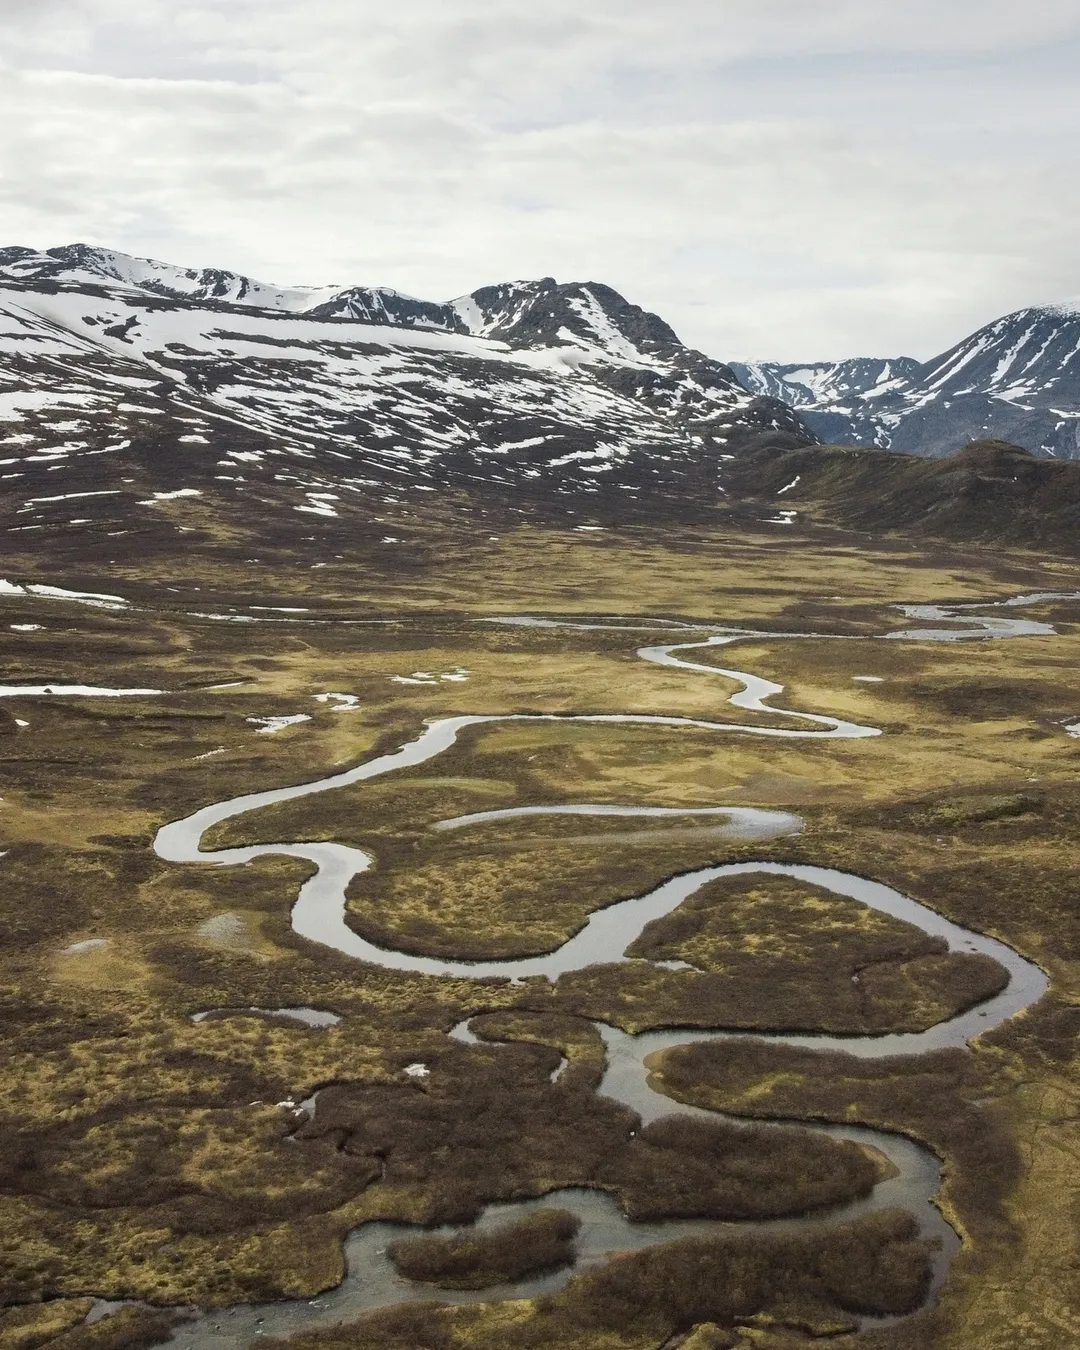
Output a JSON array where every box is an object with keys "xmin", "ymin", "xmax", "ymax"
[
  {"xmin": 453, "ymin": 278, "xmax": 682, "ymax": 363},
  {"xmin": 1038, "ymin": 298, "xmax": 1080, "ymax": 320},
  {"xmin": 0, "ymin": 247, "xmax": 686, "ymax": 364}
]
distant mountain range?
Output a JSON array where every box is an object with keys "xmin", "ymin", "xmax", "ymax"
[
  {"xmin": 3, "ymin": 243, "xmax": 1080, "ymax": 562},
  {"xmin": 733, "ymin": 304, "xmax": 1080, "ymax": 460}
]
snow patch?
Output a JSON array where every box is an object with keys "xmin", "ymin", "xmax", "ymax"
[
  {"xmin": 389, "ymin": 668, "xmax": 468, "ymax": 685},
  {"xmin": 0, "ymin": 580, "xmax": 129, "ymax": 610},
  {"xmin": 0, "ymin": 684, "xmax": 163, "ymax": 697},
  {"xmin": 313, "ymin": 692, "xmax": 361, "ymax": 711},
  {"xmin": 138, "ymin": 489, "xmax": 202, "ymax": 503},
  {"xmin": 245, "ymin": 714, "xmax": 313, "ymax": 734}
]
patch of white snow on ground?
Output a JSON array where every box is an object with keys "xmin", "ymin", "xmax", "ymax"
[
  {"xmin": 852, "ymin": 676, "xmax": 885, "ymax": 683},
  {"xmin": 24, "ymin": 490, "xmax": 120, "ymax": 505},
  {"xmin": 776, "ymin": 476, "xmax": 801, "ymax": 494},
  {"xmin": 0, "ymin": 684, "xmax": 163, "ymax": 697},
  {"xmin": 1065, "ymin": 721, "xmax": 1080, "ymax": 738},
  {"xmin": 138, "ymin": 489, "xmax": 202, "ymax": 504},
  {"xmin": 313, "ymin": 692, "xmax": 361, "ymax": 711},
  {"xmin": 39, "ymin": 586, "xmax": 127, "ymax": 609},
  {"xmin": 0, "ymin": 581, "xmax": 130, "ymax": 609},
  {"xmin": 194, "ymin": 746, "xmax": 227, "ymax": 760},
  {"xmin": 404, "ymin": 1063, "xmax": 431, "ymax": 1078},
  {"xmin": 10, "ymin": 624, "xmax": 42, "ymax": 631},
  {"xmin": 61, "ymin": 938, "xmax": 110, "ymax": 955},
  {"xmin": 388, "ymin": 669, "xmax": 467, "ymax": 685},
  {"xmin": 245, "ymin": 714, "xmax": 313, "ymax": 734}
]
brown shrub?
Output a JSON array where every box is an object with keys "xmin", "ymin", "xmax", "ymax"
[
  {"xmin": 600, "ymin": 1112, "xmax": 880, "ymax": 1221},
  {"xmin": 260, "ymin": 1210, "xmax": 931, "ymax": 1350},
  {"xmin": 388, "ymin": 1208, "xmax": 580, "ymax": 1289},
  {"xmin": 653, "ymin": 1039, "xmax": 1021, "ymax": 1242}
]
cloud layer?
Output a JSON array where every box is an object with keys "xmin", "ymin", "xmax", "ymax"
[{"xmin": 2, "ymin": 1, "xmax": 1078, "ymax": 359}]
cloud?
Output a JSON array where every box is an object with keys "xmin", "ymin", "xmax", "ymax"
[{"xmin": 0, "ymin": 1, "xmax": 1078, "ymax": 359}]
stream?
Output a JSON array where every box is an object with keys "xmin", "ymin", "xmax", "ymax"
[{"xmin": 154, "ymin": 595, "xmax": 1064, "ymax": 1348}]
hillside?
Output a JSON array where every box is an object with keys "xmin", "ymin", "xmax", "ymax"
[
  {"xmin": 725, "ymin": 438, "xmax": 1080, "ymax": 550},
  {"xmin": 730, "ymin": 357, "xmax": 920, "ymax": 448}
]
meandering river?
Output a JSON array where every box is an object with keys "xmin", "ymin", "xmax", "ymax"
[{"xmin": 155, "ymin": 595, "xmax": 1063, "ymax": 1348}]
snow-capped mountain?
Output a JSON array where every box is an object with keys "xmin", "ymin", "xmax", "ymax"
[
  {"xmin": 0, "ymin": 245, "xmax": 811, "ymax": 547},
  {"xmin": 735, "ymin": 306, "xmax": 1080, "ymax": 459}
]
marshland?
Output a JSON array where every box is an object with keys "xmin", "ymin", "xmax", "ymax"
[{"xmin": 1, "ymin": 525, "xmax": 1078, "ymax": 1350}]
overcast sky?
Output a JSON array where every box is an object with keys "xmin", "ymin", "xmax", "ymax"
[{"xmin": 1, "ymin": 0, "xmax": 1078, "ymax": 361}]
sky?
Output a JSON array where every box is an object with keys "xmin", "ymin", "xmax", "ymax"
[{"xmin": 1, "ymin": 0, "xmax": 1079, "ymax": 361}]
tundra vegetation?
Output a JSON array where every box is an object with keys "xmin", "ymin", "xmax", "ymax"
[
  {"xmin": 387, "ymin": 1208, "xmax": 582, "ymax": 1289},
  {"xmin": 0, "ymin": 522, "xmax": 1076, "ymax": 1349}
]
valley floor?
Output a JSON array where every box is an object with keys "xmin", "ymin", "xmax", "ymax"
[{"xmin": 1, "ymin": 523, "xmax": 1078, "ymax": 1350}]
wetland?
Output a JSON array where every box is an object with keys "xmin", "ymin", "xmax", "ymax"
[{"xmin": 0, "ymin": 526, "xmax": 1078, "ymax": 1350}]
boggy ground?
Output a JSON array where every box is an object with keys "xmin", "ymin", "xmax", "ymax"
[
  {"xmin": 0, "ymin": 525, "xmax": 1078, "ymax": 1348},
  {"xmin": 387, "ymin": 1208, "xmax": 583, "ymax": 1290}
]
